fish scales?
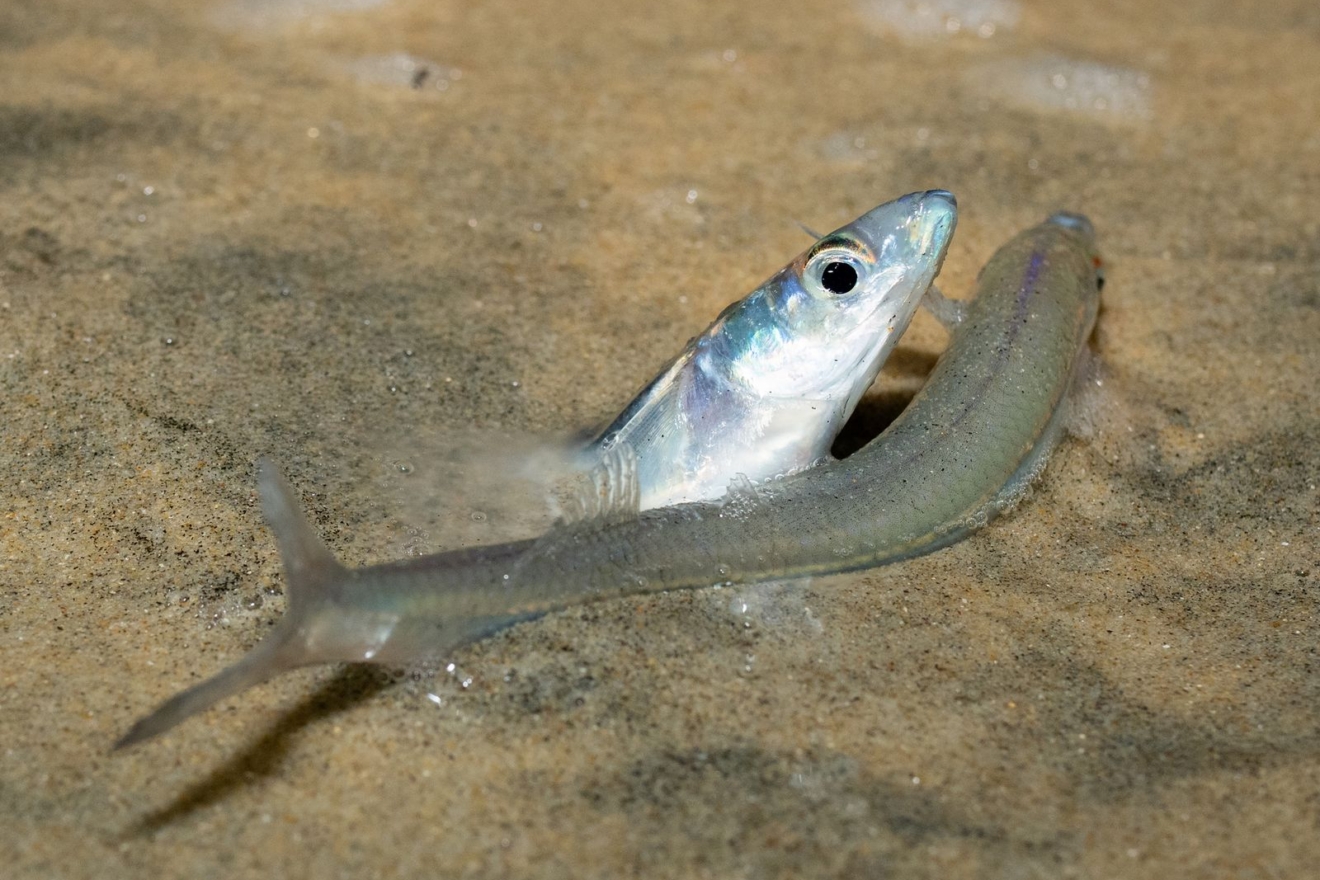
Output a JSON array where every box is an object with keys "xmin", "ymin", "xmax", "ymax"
[
  {"xmin": 116, "ymin": 212, "xmax": 1102, "ymax": 747},
  {"xmin": 589, "ymin": 189, "xmax": 957, "ymax": 510},
  {"xmin": 384, "ymin": 213, "xmax": 1100, "ymax": 615}
]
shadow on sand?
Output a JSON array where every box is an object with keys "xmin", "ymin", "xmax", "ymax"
[{"xmin": 124, "ymin": 665, "xmax": 394, "ymax": 835}]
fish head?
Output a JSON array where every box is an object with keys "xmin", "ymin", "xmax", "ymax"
[
  {"xmin": 1047, "ymin": 211, "xmax": 1105, "ymax": 293},
  {"xmin": 732, "ymin": 189, "xmax": 957, "ymax": 401}
]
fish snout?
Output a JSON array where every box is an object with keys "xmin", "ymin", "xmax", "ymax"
[
  {"xmin": 1046, "ymin": 211, "xmax": 1096, "ymax": 242},
  {"xmin": 920, "ymin": 188, "xmax": 958, "ymax": 213},
  {"xmin": 911, "ymin": 189, "xmax": 958, "ymax": 257},
  {"xmin": 917, "ymin": 189, "xmax": 957, "ymax": 229},
  {"xmin": 841, "ymin": 190, "xmax": 958, "ymax": 275}
]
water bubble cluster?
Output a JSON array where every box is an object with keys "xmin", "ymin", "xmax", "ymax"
[
  {"xmin": 857, "ymin": 0, "xmax": 1020, "ymax": 42},
  {"xmin": 971, "ymin": 54, "xmax": 1154, "ymax": 121}
]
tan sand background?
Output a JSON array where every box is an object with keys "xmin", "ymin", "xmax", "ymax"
[{"xmin": 1, "ymin": 0, "xmax": 1317, "ymax": 876}]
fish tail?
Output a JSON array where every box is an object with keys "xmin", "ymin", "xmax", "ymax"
[{"xmin": 114, "ymin": 460, "xmax": 349, "ymax": 750}]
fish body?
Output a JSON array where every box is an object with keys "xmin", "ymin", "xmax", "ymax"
[
  {"xmin": 117, "ymin": 212, "xmax": 1102, "ymax": 748},
  {"xmin": 590, "ymin": 190, "xmax": 957, "ymax": 509}
]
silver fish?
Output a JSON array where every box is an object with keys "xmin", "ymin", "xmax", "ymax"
[
  {"xmin": 588, "ymin": 189, "xmax": 957, "ymax": 509},
  {"xmin": 116, "ymin": 211, "xmax": 1101, "ymax": 749}
]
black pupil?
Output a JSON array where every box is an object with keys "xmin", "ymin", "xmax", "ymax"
[{"xmin": 820, "ymin": 261, "xmax": 858, "ymax": 294}]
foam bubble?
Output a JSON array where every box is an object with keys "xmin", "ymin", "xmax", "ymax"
[
  {"xmin": 970, "ymin": 54, "xmax": 1154, "ymax": 121},
  {"xmin": 856, "ymin": 0, "xmax": 1020, "ymax": 41},
  {"xmin": 720, "ymin": 580, "xmax": 824, "ymax": 636},
  {"xmin": 212, "ymin": 0, "xmax": 390, "ymax": 30}
]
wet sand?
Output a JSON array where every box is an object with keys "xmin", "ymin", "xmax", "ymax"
[{"xmin": 2, "ymin": 0, "xmax": 1317, "ymax": 877}]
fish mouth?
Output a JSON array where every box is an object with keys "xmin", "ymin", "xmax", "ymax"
[
  {"xmin": 846, "ymin": 189, "xmax": 958, "ymax": 267},
  {"xmin": 920, "ymin": 188, "xmax": 958, "ymax": 212},
  {"xmin": 844, "ymin": 187, "xmax": 960, "ymax": 266}
]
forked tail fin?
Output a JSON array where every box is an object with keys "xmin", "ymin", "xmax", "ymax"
[{"xmin": 114, "ymin": 460, "xmax": 348, "ymax": 750}]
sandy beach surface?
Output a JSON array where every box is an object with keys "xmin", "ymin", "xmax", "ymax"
[{"xmin": 2, "ymin": 0, "xmax": 1317, "ymax": 877}]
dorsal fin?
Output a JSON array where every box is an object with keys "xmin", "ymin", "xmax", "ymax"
[{"xmin": 257, "ymin": 458, "xmax": 346, "ymax": 591}]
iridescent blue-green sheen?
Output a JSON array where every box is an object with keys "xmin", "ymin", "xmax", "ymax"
[{"xmin": 117, "ymin": 213, "xmax": 1100, "ymax": 748}]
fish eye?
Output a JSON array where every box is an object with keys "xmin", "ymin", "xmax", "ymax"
[
  {"xmin": 820, "ymin": 261, "xmax": 858, "ymax": 294},
  {"xmin": 804, "ymin": 242, "xmax": 867, "ymax": 299}
]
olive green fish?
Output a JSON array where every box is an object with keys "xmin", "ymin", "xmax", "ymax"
[{"xmin": 116, "ymin": 212, "xmax": 1103, "ymax": 749}]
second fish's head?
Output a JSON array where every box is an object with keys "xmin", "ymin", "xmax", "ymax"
[{"xmin": 724, "ymin": 189, "xmax": 957, "ymax": 405}]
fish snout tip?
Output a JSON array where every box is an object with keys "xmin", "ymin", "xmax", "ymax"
[
  {"xmin": 1047, "ymin": 211, "xmax": 1096, "ymax": 241},
  {"xmin": 917, "ymin": 190, "xmax": 958, "ymax": 245},
  {"xmin": 851, "ymin": 190, "xmax": 957, "ymax": 252},
  {"xmin": 922, "ymin": 189, "xmax": 957, "ymax": 211},
  {"xmin": 917, "ymin": 189, "xmax": 958, "ymax": 232}
]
